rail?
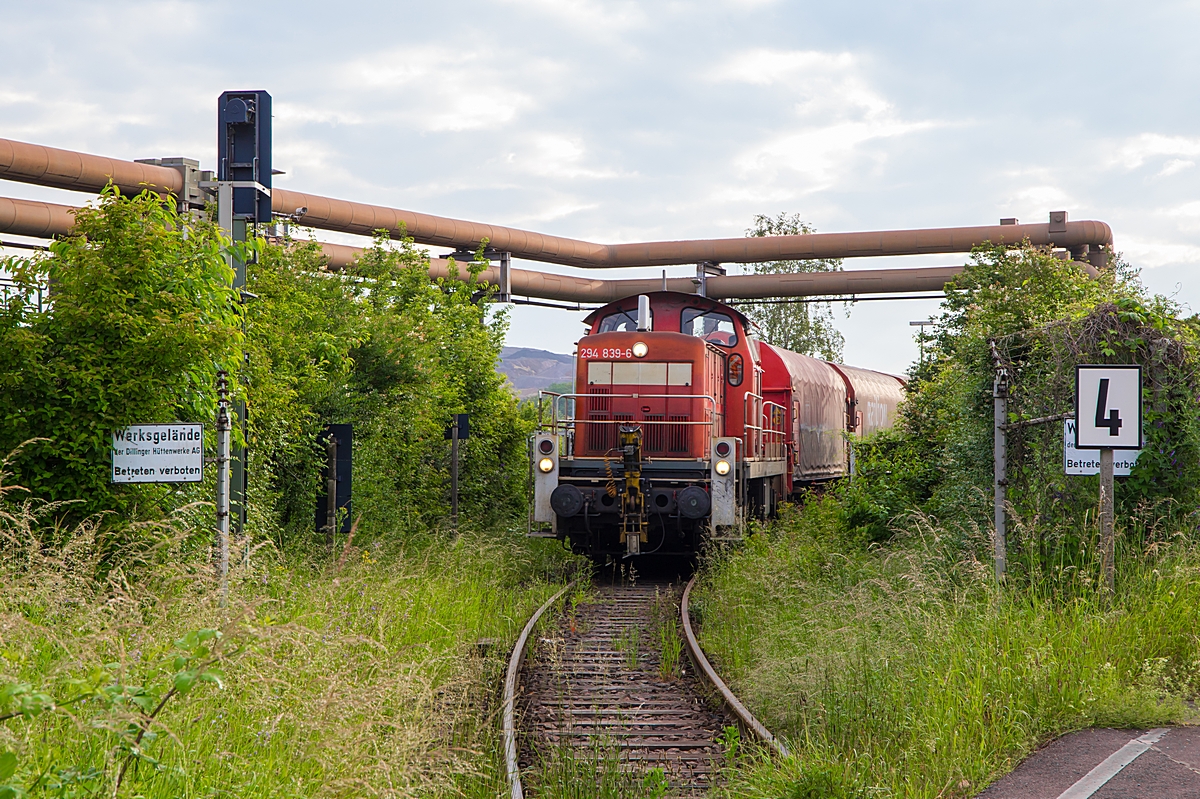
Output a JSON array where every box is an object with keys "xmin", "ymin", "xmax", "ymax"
[
  {"xmin": 680, "ymin": 575, "xmax": 791, "ymax": 758},
  {"xmin": 502, "ymin": 579, "xmax": 578, "ymax": 799}
]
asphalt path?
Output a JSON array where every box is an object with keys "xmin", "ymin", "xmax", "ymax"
[{"xmin": 977, "ymin": 727, "xmax": 1200, "ymax": 798}]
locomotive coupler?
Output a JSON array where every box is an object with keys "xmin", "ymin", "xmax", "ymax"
[{"xmin": 618, "ymin": 425, "xmax": 648, "ymax": 556}]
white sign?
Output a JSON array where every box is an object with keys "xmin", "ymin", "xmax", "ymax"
[
  {"xmin": 112, "ymin": 424, "xmax": 204, "ymax": 483},
  {"xmin": 1075, "ymin": 365, "xmax": 1142, "ymax": 450},
  {"xmin": 1064, "ymin": 420, "xmax": 1141, "ymax": 475}
]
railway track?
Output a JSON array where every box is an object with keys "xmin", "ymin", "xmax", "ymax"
[{"xmin": 502, "ymin": 572, "xmax": 788, "ymax": 798}]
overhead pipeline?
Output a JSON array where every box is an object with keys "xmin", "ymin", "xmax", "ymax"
[
  {"xmin": 0, "ymin": 136, "xmax": 1113, "ymax": 270},
  {"xmin": 314, "ymin": 238, "xmax": 966, "ymax": 302},
  {"xmin": 0, "ymin": 195, "xmax": 974, "ymax": 303},
  {"xmin": 0, "ymin": 137, "xmax": 183, "ymax": 197},
  {"xmin": 273, "ymin": 185, "xmax": 1112, "ymax": 270},
  {"xmin": 0, "ymin": 196, "xmax": 77, "ymax": 239}
]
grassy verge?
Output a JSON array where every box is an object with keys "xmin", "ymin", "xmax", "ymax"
[
  {"xmin": 694, "ymin": 499, "xmax": 1200, "ymax": 798},
  {"xmin": 0, "ymin": 499, "xmax": 582, "ymax": 798}
]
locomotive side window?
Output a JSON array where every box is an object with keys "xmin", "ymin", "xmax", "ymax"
[
  {"xmin": 681, "ymin": 309, "xmax": 737, "ymax": 347},
  {"xmin": 727, "ymin": 353, "xmax": 744, "ymax": 386},
  {"xmin": 597, "ymin": 308, "xmax": 649, "ymax": 333}
]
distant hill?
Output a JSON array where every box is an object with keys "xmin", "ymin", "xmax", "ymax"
[{"xmin": 498, "ymin": 347, "xmax": 575, "ymax": 399}]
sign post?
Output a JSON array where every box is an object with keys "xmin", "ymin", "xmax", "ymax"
[
  {"xmin": 1075, "ymin": 365, "xmax": 1142, "ymax": 592},
  {"xmin": 216, "ymin": 371, "xmax": 231, "ymax": 604},
  {"xmin": 991, "ymin": 342, "xmax": 1009, "ymax": 582},
  {"xmin": 314, "ymin": 424, "xmax": 353, "ymax": 550},
  {"xmin": 445, "ymin": 414, "xmax": 470, "ymax": 528}
]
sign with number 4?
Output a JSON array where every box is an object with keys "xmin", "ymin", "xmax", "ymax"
[{"xmin": 1075, "ymin": 365, "xmax": 1142, "ymax": 450}]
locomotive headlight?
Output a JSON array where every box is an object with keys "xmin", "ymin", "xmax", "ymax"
[
  {"xmin": 538, "ymin": 457, "xmax": 555, "ymax": 473},
  {"xmin": 632, "ymin": 341, "xmax": 648, "ymax": 358},
  {"xmin": 715, "ymin": 459, "xmax": 731, "ymax": 476}
]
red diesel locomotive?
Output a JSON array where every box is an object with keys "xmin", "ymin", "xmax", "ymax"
[{"xmin": 532, "ymin": 291, "xmax": 904, "ymax": 558}]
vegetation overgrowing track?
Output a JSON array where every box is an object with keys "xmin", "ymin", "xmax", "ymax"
[{"xmin": 503, "ymin": 572, "xmax": 786, "ymax": 797}]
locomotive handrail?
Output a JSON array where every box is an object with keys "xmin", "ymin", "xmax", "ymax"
[
  {"xmin": 538, "ymin": 391, "xmax": 721, "ymax": 458},
  {"xmin": 742, "ymin": 394, "xmax": 788, "ymax": 460},
  {"xmin": 539, "ymin": 391, "xmax": 719, "ymax": 426}
]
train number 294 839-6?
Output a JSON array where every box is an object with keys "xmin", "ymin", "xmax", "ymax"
[{"xmin": 579, "ymin": 347, "xmax": 633, "ymax": 360}]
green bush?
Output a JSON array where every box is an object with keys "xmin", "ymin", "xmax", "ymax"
[
  {"xmin": 0, "ymin": 188, "xmax": 535, "ymax": 551},
  {"xmin": 244, "ymin": 233, "xmax": 533, "ymax": 548},
  {"xmin": 837, "ymin": 244, "xmax": 1200, "ymax": 570},
  {"xmin": 0, "ymin": 188, "xmax": 242, "ymax": 520}
]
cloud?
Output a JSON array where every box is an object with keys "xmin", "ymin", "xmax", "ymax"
[
  {"xmin": 505, "ymin": 133, "xmax": 622, "ymax": 180},
  {"xmin": 999, "ymin": 185, "xmax": 1075, "ymax": 221},
  {"xmin": 332, "ymin": 46, "xmax": 545, "ymax": 132},
  {"xmin": 1157, "ymin": 158, "xmax": 1195, "ymax": 177},
  {"xmin": 709, "ymin": 49, "xmax": 937, "ymax": 192},
  {"xmin": 1108, "ymin": 133, "xmax": 1200, "ymax": 170},
  {"xmin": 1118, "ymin": 235, "xmax": 1200, "ymax": 269},
  {"xmin": 706, "ymin": 49, "xmax": 858, "ymax": 88},
  {"xmin": 1166, "ymin": 200, "xmax": 1200, "ymax": 233},
  {"xmin": 507, "ymin": 199, "xmax": 600, "ymax": 224},
  {"xmin": 496, "ymin": 0, "xmax": 648, "ymax": 35}
]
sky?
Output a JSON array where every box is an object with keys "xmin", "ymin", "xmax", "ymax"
[{"xmin": 1, "ymin": 0, "xmax": 1198, "ymax": 374}]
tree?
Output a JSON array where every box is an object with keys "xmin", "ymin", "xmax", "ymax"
[{"xmin": 741, "ymin": 213, "xmax": 846, "ymax": 362}]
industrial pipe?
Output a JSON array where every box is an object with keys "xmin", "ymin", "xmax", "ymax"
[
  {"xmin": 320, "ymin": 239, "xmax": 962, "ymax": 302},
  {"xmin": 0, "ymin": 195, "xmax": 1071, "ymax": 304},
  {"xmin": 0, "ymin": 196, "xmax": 77, "ymax": 239},
  {"xmin": 0, "ymin": 137, "xmax": 182, "ymax": 197},
  {"xmin": 0, "ymin": 136, "xmax": 1114, "ymax": 270},
  {"xmin": 273, "ymin": 185, "xmax": 1112, "ymax": 270}
]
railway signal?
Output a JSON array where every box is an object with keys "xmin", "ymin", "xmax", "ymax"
[{"xmin": 216, "ymin": 90, "xmax": 273, "ymax": 543}]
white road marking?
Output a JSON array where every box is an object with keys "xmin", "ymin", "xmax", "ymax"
[{"xmin": 1055, "ymin": 729, "xmax": 1170, "ymax": 799}]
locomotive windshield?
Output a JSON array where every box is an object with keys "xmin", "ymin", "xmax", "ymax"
[
  {"xmin": 597, "ymin": 308, "xmax": 650, "ymax": 333},
  {"xmin": 681, "ymin": 308, "xmax": 737, "ymax": 347}
]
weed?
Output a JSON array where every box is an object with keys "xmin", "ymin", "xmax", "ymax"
[
  {"xmin": 0, "ymin": 483, "xmax": 583, "ymax": 798},
  {"xmin": 614, "ymin": 625, "xmax": 641, "ymax": 669},
  {"xmin": 526, "ymin": 740, "xmax": 670, "ymax": 799},
  {"xmin": 657, "ymin": 612, "xmax": 683, "ymax": 679},
  {"xmin": 696, "ymin": 500, "xmax": 1200, "ymax": 798},
  {"xmin": 645, "ymin": 586, "xmax": 682, "ymax": 679}
]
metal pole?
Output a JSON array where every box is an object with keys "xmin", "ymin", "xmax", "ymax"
[
  {"xmin": 451, "ymin": 425, "xmax": 459, "ymax": 529},
  {"xmin": 499, "ymin": 251, "xmax": 511, "ymax": 303},
  {"xmin": 993, "ymin": 371, "xmax": 1008, "ymax": 581},
  {"xmin": 326, "ymin": 433, "xmax": 338, "ymax": 555},
  {"xmin": 215, "ymin": 371, "xmax": 231, "ymax": 604},
  {"xmin": 217, "ymin": 181, "xmax": 249, "ymax": 542},
  {"xmin": 1099, "ymin": 447, "xmax": 1115, "ymax": 593}
]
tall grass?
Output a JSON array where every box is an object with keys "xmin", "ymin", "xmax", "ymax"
[
  {"xmin": 695, "ymin": 499, "xmax": 1200, "ymax": 798},
  {"xmin": 0, "ymin": 484, "xmax": 582, "ymax": 798}
]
